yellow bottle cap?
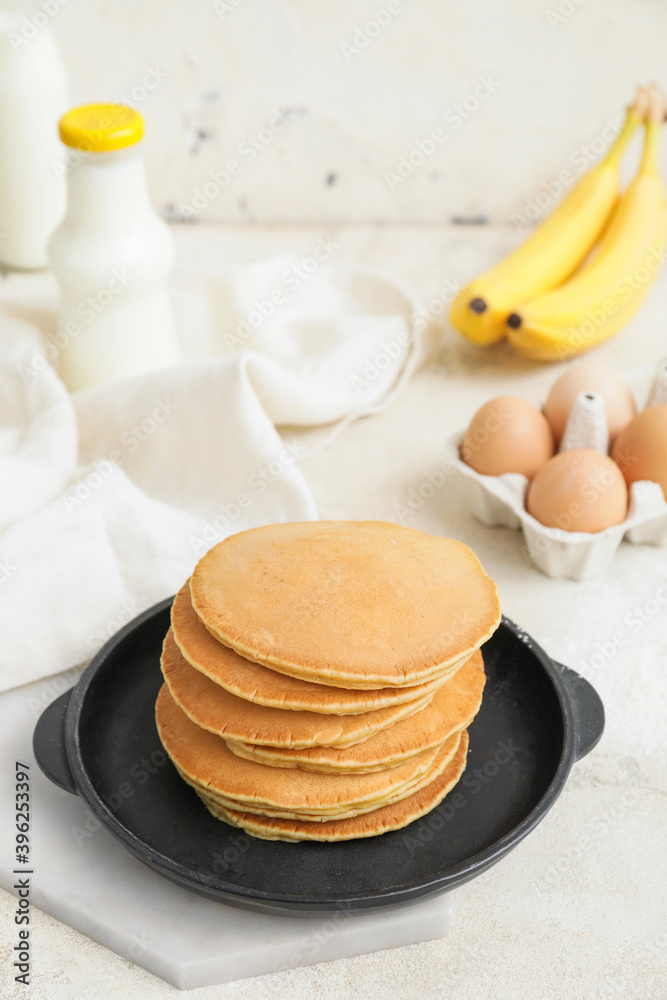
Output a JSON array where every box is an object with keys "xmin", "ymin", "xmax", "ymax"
[{"xmin": 58, "ymin": 104, "xmax": 144, "ymax": 153}]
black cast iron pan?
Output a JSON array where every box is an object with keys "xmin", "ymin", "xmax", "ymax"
[{"xmin": 33, "ymin": 599, "xmax": 604, "ymax": 916}]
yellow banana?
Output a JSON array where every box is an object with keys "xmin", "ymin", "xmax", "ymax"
[
  {"xmin": 449, "ymin": 107, "xmax": 640, "ymax": 345},
  {"xmin": 507, "ymin": 108, "xmax": 667, "ymax": 362}
]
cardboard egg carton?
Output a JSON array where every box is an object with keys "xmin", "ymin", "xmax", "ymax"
[{"xmin": 446, "ymin": 362, "xmax": 667, "ymax": 581}]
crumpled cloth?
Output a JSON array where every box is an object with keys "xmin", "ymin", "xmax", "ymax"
[{"xmin": 0, "ymin": 257, "xmax": 425, "ymax": 690}]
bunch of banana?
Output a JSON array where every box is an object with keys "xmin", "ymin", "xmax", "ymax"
[
  {"xmin": 507, "ymin": 88, "xmax": 667, "ymax": 360},
  {"xmin": 449, "ymin": 84, "xmax": 667, "ymax": 360}
]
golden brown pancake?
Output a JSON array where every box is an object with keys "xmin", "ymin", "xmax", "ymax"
[
  {"xmin": 190, "ymin": 731, "xmax": 461, "ymax": 822},
  {"xmin": 161, "ymin": 629, "xmax": 434, "ymax": 749},
  {"xmin": 204, "ymin": 731, "xmax": 469, "ymax": 841},
  {"xmin": 188, "ymin": 746, "xmax": 445, "ymax": 822},
  {"xmin": 171, "ymin": 582, "xmax": 455, "ymax": 715},
  {"xmin": 189, "ymin": 521, "xmax": 500, "ymax": 688},
  {"xmin": 225, "ymin": 649, "xmax": 484, "ymax": 772},
  {"xmin": 156, "ymin": 683, "xmax": 450, "ymax": 818}
]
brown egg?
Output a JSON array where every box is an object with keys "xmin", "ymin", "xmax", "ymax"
[
  {"xmin": 611, "ymin": 404, "xmax": 667, "ymax": 499},
  {"xmin": 526, "ymin": 449, "xmax": 627, "ymax": 533},
  {"xmin": 544, "ymin": 362, "xmax": 636, "ymax": 444},
  {"xmin": 462, "ymin": 396, "xmax": 554, "ymax": 478}
]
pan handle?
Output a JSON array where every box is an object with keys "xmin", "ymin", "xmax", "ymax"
[
  {"xmin": 32, "ymin": 689, "xmax": 78, "ymax": 794},
  {"xmin": 555, "ymin": 664, "xmax": 605, "ymax": 761}
]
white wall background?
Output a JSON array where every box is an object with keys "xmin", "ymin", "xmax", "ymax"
[{"xmin": 44, "ymin": 0, "xmax": 667, "ymax": 223}]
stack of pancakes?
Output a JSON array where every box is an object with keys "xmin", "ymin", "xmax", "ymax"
[{"xmin": 156, "ymin": 521, "xmax": 501, "ymax": 842}]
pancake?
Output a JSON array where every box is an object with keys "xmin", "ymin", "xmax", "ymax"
[
  {"xmin": 189, "ymin": 521, "xmax": 501, "ymax": 689},
  {"xmin": 156, "ymin": 683, "xmax": 448, "ymax": 818},
  {"xmin": 205, "ymin": 731, "xmax": 469, "ymax": 841},
  {"xmin": 171, "ymin": 582, "xmax": 454, "ymax": 715},
  {"xmin": 161, "ymin": 629, "xmax": 434, "ymax": 749},
  {"xmin": 185, "ymin": 734, "xmax": 458, "ymax": 823},
  {"xmin": 225, "ymin": 649, "xmax": 485, "ymax": 772},
  {"xmin": 190, "ymin": 732, "xmax": 461, "ymax": 822}
]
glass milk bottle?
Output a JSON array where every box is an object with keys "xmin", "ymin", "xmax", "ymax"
[
  {"xmin": 0, "ymin": 4, "xmax": 68, "ymax": 268},
  {"xmin": 48, "ymin": 104, "xmax": 180, "ymax": 391}
]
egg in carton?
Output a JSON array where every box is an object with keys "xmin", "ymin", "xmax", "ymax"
[{"xmin": 445, "ymin": 361, "xmax": 667, "ymax": 581}]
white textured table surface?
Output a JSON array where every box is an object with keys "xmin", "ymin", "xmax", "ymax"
[{"xmin": 2, "ymin": 222, "xmax": 667, "ymax": 999}]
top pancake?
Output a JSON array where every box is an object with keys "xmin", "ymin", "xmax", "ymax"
[
  {"xmin": 190, "ymin": 521, "xmax": 501, "ymax": 688},
  {"xmin": 171, "ymin": 582, "xmax": 456, "ymax": 715}
]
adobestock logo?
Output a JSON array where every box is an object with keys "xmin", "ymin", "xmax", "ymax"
[
  {"xmin": 511, "ymin": 117, "xmax": 623, "ymax": 231},
  {"xmin": 402, "ymin": 737, "xmax": 521, "ymax": 857},
  {"xmin": 223, "ymin": 236, "xmax": 339, "ymax": 353},
  {"xmin": 177, "ymin": 109, "xmax": 297, "ymax": 221},
  {"xmin": 393, "ymin": 458, "xmax": 457, "ymax": 523},
  {"xmin": 8, "ymin": 0, "xmax": 70, "ymax": 52},
  {"xmin": 212, "ymin": 0, "xmax": 246, "ymax": 18},
  {"xmin": 189, "ymin": 440, "xmax": 307, "ymax": 554},
  {"xmin": 553, "ymin": 245, "xmax": 666, "ymax": 359},
  {"xmin": 17, "ymin": 268, "xmax": 135, "ymax": 383},
  {"xmin": 0, "ymin": 556, "xmax": 17, "ymax": 584},
  {"xmin": 350, "ymin": 330, "xmax": 410, "ymax": 393},
  {"xmin": 340, "ymin": 0, "xmax": 406, "ymax": 63},
  {"xmin": 574, "ymin": 580, "xmax": 667, "ymax": 678},
  {"xmin": 546, "ymin": 0, "xmax": 588, "ymax": 29},
  {"xmin": 384, "ymin": 76, "xmax": 501, "ymax": 191}
]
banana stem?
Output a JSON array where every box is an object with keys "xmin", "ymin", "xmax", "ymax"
[
  {"xmin": 641, "ymin": 120, "xmax": 662, "ymax": 175},
  {"xmin": 604, "ymin": 109, "xmax": 641, "ymax": 167}
]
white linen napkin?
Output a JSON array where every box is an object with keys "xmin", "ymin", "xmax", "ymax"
[{"xmin": 0, "ymin": 257, "xmax": 424, "ymax": 691}]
